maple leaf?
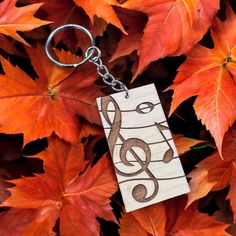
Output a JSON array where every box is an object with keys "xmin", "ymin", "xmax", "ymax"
[
  {"xmin": 0, "ymin": 136, "xmax": 118, "ymax": 236},
  {"xmin": 37, "ymin": 0, "xmax": 107, "ymax": 52},
  {"xmin": 0, "ymin": 35, "xmax": 23, "ymax": 56},
  {"xmin": 119, "ymin": 212, "xmax": 149, "ymax": 236},
  {"xmin": 122, "ymin": 0, "xmax": 220, "ymax": 79},
  {"xmin": 227, "ymin": 163, "xmax": 236, "ymax": 222},
  {"xmin": 74, "ymin": 0, "xmax": 126, "ymax": 34},
  {"xmin": 166, "ymin": 198, "xmax": 230, "ymax": 236},
  {"xmin": 0, "ymin": 0, "xmax": 51, "ymax": 45},
  {"xmin": 79, "ymin": 120, "xmax": 104, "ymax": 139},
  {"xmin": 120, "ymin": 197, "xmax": 229, "ymax": 235},
  {"xmin": 109, "ymin": 8, "xmax": 147, "ymax": 62},
  {"xmin": 0, "ymin": 45, "xmax": 103, "ymax": 144},
  {"xmin": 0, "ymin": 177, "xmax": 11, "ymax": 204},
  {"xmin": 120, "ymin": 203, "xmax": 166, "ymax": 236},
  {"xmin": 174, "ymin": 134, "xmax": 206, "ymax": 155},
  {"xmin": 0, "ymin": 208, "xmax": 58, "ymax": 236},
  {"xmin": 169, "ymin": 6, "xmax": 236, "ymax": 156},
  {"xmin": 187, "ymin": 127, "xmax": 236, "ymax": 220}
]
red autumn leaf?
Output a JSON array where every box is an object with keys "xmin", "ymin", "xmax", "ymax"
[
  {"xmin": 227, "ymin": 163, "xmax": 236, "ymax": 221},
  {"xmin": 0, "ymin": 176, "xmax": 12, "ymax": 204},
  {"xmin": 122, "ymin": 0, "xmax": 220, "ymax": 79},
  {"xmin": 166, "ymin": 198, "xmax": 229, "ymax": 236},
  {"xmin": 0, "ymin": 45, "xmax": 103, "ymax": 144},
  {"xmin": 35, "ymin": 0, "xmax": 106, "ymax": 52},
  {"xmin": 74, "ymin": 0, "xmax": 126, "ymax": 34},
  {"xmin": 120, "ymin": 197, "xmax": 229, "ymax": 235},
  {"xmin": 110, "ymin": 8, "xmax": 147, "ymax": 62},
  {"xmin": 169, "ymin": 5, "xmax": 236, "ymax": 156},
  {"xmin": 32, "ymin": 0, "xmax": 123, "ymax": 52},
  {"xmin": 120, "ymin": 203, "xmax": 166, "ymax": 236},
  {"xmin": 0, "ymin": 0, "xmax": 51, "ymax": 45},
  {"xmin": 174, "ymin": 134, "xmax": 206, "ymax": 155},
  {"xmin": 0, "ymin": 136, "xmax": 118, "ymax": 236},
  {"xmin": 119, "ymin": 211, "xmax": 149, "ymax": 236},
  {"xmin": 79, "ymin": 120, "xmax": 104, "ymax": 139},
  {"xmin": 187, "ymin": 127, "xmax": 236, "ymax": 220},
  {"xmin": 0, "ymin": 208, "xmax": 59, "ymax": 236},
  {"xmin": 228, "ymin": 224, "xmax": 236, "ymax": 236},
  {"xmin": 0, "ymin": 35, "xmax": 23, "ymax": 56}
]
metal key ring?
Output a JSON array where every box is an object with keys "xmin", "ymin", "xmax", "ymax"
[{"xmin": 45, "ymin": 24, "xmax": 96, "ymax": 68}]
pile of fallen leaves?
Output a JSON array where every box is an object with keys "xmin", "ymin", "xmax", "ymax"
[{"xmin": 0, "ymin": 0, "xmax": 235, "ymax": 235}]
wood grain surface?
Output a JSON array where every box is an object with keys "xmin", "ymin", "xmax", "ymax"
[{"xmin": 97, "ymin": 84, "xmax": 189, "ymax": 212}]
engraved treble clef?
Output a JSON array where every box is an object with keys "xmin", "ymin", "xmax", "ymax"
[{"xmin": 101, "ymin": 96, "xmax": 159, "ymax": 203}]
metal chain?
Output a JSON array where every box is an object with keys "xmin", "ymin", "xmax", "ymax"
[
  {"xmin": 85, "ymin": 46, "xmax": 129, "ymax": 98},
  {"xmin": 45, "ymin": 24, "xmax": 129, "ymax": 98}
]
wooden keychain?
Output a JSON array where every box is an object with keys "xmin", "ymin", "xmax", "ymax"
[{"xmin": 45, "ymin": 24, "xmax": 190, "ymax": 212}]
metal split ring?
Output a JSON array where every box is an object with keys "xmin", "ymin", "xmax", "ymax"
[
  {"xmin": 45, "ymin": 24, "xmax": 96, "ymax": 68},
  {"xmin": 45, "ymin": 24, "xmax": 129, "ymax": 98}
]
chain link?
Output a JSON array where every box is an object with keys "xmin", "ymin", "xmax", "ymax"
[
  {"xmin": 45, "ymin": 24, "xmax": 129, "ymax": 97},
  {"xmin": 85, "ymin": 46, "xmax": 129, "ymax": 98}
]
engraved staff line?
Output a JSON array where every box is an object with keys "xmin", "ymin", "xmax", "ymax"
[
  {"xmin": 114, "ymin": 130, "xmax": 160, "ymax": 192},
  {"xmin": 114, "ymin": 131, "xmax": 160, "ymax": 202},
  {"xmin": 114, "ymin": 156, "xmax": 178, "ymax": 165},
  {"xmin": 103, "ymin": 120, "xmax": 167, "ymax": 130},
  {"xmin": 118, "ymin": 133, "xmax": 155, "ymax": 175},
  {"xmin": 155, "ymin": 122, "xmax": 175, "ymax": 163},
  {"xmin": 101, "ymin": 96, "xmax": 164, "ymax": 202},
  {"xmin": 98, "ymin": 102, "xmax": 161, "ymax": 112},
  {"xmin": 100, "ymin": 96, "xmax": 157, "ymax": 180},
  {"xmin": 157, "ymin": 123, "xmax": 172, "ymax": 152},
  {"xmin": 115, "ymin": 137, "xmax": 173, "ymax": 146},
  {"xmin": 119, "ymin": 175, "xmax": 186, "ymax": 184}
]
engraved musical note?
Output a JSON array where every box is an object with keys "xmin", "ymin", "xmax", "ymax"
[
  {"xmin": 136, "ymin": 102, "xmax": 155, "ymax": 114},
  {"xmin": 101, "ymin": 96, "xmax": 159, "ymax": 203},
  {"xmin": 155, "ymin": 122, "xmax": 174, "ymax": 163}
]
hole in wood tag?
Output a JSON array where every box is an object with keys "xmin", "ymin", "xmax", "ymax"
[{"xmin": 97, "ymin": 83, "xmax": 190, "ymax": 212}]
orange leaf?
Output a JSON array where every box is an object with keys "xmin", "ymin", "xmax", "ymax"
[
  {"xmin": 187, "ymin": 127, "xmax": 236, "ymax": 220},
  {"xmin": 120, "ymin": 203, "xmax": 166, "ymax": 236},
  {"xmin": 0, "ymin": 0, "xmax": 51, "ymax": 45},
  {"xmin": 166, "ymin": 198, "xmax": 229, "ymax": 235},
  {"xmin": 110, "ymin": 8, "xmax": 147, "ymax": 62},
  {"xmin": 227, "ymin": 163, "xmax": 236, "ymax": 221},
  {"xmin": 0, "ymin": 208, "xmax": 58, "ymax": 236},
  {"xmin": 119, "ymin": 212, "xmax": 150, "ymax": 236},
  {"xmin": 122, "ymin": 0, "xmax": 220, "ymax": 79},
  {"xmin": 169, "ymin": 5, "xmax": 236, "ymax": 156},
  {"xmin": 0, "ymin": 136, "xmax": 118, "ymax": 235},
  {"xmin": 0, "ymin": 177, "xmax": 11, "ymax": 204},
  {"xmin": 0, "ymin": 35, "xmax": 23, "ymax": 56},
  {"xmin": 38, "ymin": 0, "xmax": 106, "ymax": 52},
  {"xmin": 174, "ymin": 134, "xmax": 206, "ymax": 155},
  {"xmin": 74, "ymin": 0, "xmax": 126, "ymax": 34},
  {"xmin": 133, "ymin": 203, "xmax": 166, "ymax": 235},
  {"xmin": 0, "ymin": 45, "xmax": 102, "ymax": 144},
  {"xmin": 120, "ymin": 197, "xmax": 229, "ymax": 235},
  {"xmin": 79, "ymin": 120, "xmax": 104, "ymax": 139}
]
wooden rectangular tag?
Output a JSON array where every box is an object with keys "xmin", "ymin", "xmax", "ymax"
[{"xmin": 96, "ymin": 84, "xmax": 190, "ymax": 212}]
